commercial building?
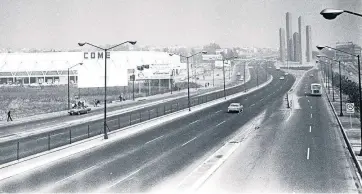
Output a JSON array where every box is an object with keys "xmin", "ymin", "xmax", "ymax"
[
  {"xmin": 286, "ymin": 12, "xmax": 294, "ymax": 61},
  {"xmin": 306, "ymin": 25, "xmax": 312, "ymax": 62},
  {"xmin": 279, "ymin": 28, "xmax": 286, "ymax": 62},
  {"xmin": 293, "ymin": 32, "xmax": 300, "ymax": 61},
  {"xmin": 298, "ymin": 16, "xmax": 304, "ymax": 64},
  {"xmin": 0, "ymin": 51, "xmax": 183, "ymax": 86},
  {"xmin": 335, "ymin": 42, "xmax": 362, "ymax": 64}
]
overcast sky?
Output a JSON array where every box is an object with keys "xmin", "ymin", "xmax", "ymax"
[{"xmin": 0, "ymin": 0, "xmax": 361, "ymax": 50}]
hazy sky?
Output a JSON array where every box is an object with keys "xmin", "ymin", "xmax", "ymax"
[{"xmin": 0, "ymin": 0, "xmax": 361, "ymax": 50}]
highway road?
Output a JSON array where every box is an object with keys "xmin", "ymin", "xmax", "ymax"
[
  {"xmin": 197, "ymin": 69, "xmax": 361, "ymax": 193},
  {"xmin": 0, "ymin": 61, "xmax": 268, "ymax": 164},
  {"xmin": 0, "ymin": 62, "xmax": 293, "ymax": 192}
]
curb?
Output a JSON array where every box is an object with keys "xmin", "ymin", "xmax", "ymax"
[{"xmin": 322, "ymin": 73, "xmax": 362, "ymax": 185}]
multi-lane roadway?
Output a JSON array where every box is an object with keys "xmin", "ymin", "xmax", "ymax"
[
  {"xmin": 0, "ymin": 62, "xmax": 291, "ymax": 192},
  {"xmin": 197, "ymin": 69, "xmax": 361, "ymax": 193}
]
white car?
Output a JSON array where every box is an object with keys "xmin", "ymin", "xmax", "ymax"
[
  {"xmin": 228, "ymin": 103, "xmax": 243, "ymax": 113},
  {"xmin": 284, "ymin": 72, "xmax": 288, "ymax": 75},
  {"xmin": 280, "ymin": 76, "xmax": 285, "ymax": 80}
]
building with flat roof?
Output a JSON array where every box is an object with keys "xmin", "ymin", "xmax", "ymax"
[
  {"xmin": 306, "ymin": 25, "xmax": 312, "ymax": 62},
  {"xmin": 279, "ymin": 28, "xmax": 286, "ymax": 62},
  {"xmin": 286, "ymin": 12, "xmax": 294, "ymax": 61},
  {"xmin": 293, "ymin": 32, "xmax": 300, "ymax": 62},
  {"xmin": 298, "ymin": 16, "xmax": 304, "ymax": 64}
]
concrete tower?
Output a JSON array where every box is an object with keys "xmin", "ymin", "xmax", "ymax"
[
  {"xmin": 279, "ymin": 28, "xmax": 286, "ymax": 62},
  {"xmin": 286, "ymin": 12, "xmax": 294, "ymax": 61},
  {"xmin": 298, "ymin": 16, "xmax": 304, "ymax": 64},
  {"xmin": 306, "ymin": 25, "xmax": 312, "ymax": 62},
  {"xmin": 293, "ymin": 32, "xmax": 300, "ymax": 61}
]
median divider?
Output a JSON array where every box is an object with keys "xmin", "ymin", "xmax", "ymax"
[{"xmin": 0, "ymin": 73, "xmax": 272, "ymax": 181}]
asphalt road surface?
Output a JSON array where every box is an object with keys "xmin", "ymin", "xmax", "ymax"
[
  {"xmin": 0, "ymin": 63, "xmax": 293, "ymax": 192},
  {"xmin": 197, "ymin": 69, "xmax": 361, "ymax": 193},
  {"xmin": 0, "ymin": 61, "xmax": 269, "ymax": 164}
]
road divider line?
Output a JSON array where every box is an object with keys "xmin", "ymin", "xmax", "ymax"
[
  {"xmin": 146, "ymin": 135, "xmax": 164, "ymax": 144},
  {"xmin": 251, "ymin": 104, "xmax": 255, "ymax": 107},
  {"xmin": 215, "ymin": 110, "xmax": 222, "ymax": 114},
  {"xmin": 189, "ymin": 120, "xmax": 200, "ymax": 125},
  {"xmin": 307, "ymin": 147, "xmax": 310, "ymax": 160},
  {"xmin": 310, "ymin": 113, "xmax": 312, "ymax": 118},
  {"xmin": 310, "ymin": 106, "xmax": 312, "ymax": 109},
  {"xmin": 216, "ymin": 121, "xmax": 226, "ymax": 127},
  {"xmin": 309, "ymin": 126, "xmax": 312, "ymax": 133},
  {"xmin": 182, "ymin": 137, "xmax": 197, "ymax": 147}
]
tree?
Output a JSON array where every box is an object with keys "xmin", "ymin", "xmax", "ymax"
[{"xmin": 202, "ymin": 43, "xmax": 221, "ymax": 54}]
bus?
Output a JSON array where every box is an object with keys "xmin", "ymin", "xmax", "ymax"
[{"xmin": 310, "ymin": 83, "xmax": 322, "ymax": 96}]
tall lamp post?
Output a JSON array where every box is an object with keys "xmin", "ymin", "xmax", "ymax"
[
  {"xmin": 68, "ymin": 63, "xmax": 83, "ymax": 110},
  {"xmin": 317, "ymin": 45, "xmax": 361, "ymax": 154},
  {"xmin": 78, "ymin": 41, "xmax": 137, "ymax": 140},
  {"xmin": 169, "ymin": 51, "xmax": 207, "ymax": 111},
  {"xmin": 317, "ymin": 55, "xmax": 343, "ymax": 116}
]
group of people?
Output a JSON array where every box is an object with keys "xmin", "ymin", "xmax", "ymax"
[{"xmin": 72, "ymin": 101, "xmax": 86, "ymax": 109}]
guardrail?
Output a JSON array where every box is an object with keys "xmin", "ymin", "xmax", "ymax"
[{"xmin": 0, "ymin": 68, "xmax": 267, "ymax": 165}]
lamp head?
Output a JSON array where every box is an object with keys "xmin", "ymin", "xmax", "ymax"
[
  {"xmin": 78, "ymin": 42, "xmax": 86, "ymax": 47},
  {"xmin": 128, "ymin": 41, "xmax": 137, "ymax": 45},
  {"xmin": 320, "ymin": 8, "xmax": 344, "ymax": 20},
  {"xmin": 201, "ymin": 51, "xmax": 207, "ymax": 54},
  {"xmin": 169, "ymin": 53, "xmax": 174, "ymax": 56},
  {"xmin": 316, "ymin": 45, "xmax": 325, "ymax": 50},
  {"xmin": 316, "ymin": 55, "xmax": 322, "ymax": 58}
]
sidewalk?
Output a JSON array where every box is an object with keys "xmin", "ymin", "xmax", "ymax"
[
  {"xmin": 0, "ymin": 63, "xmax": 249, "ymax": 128},
  {"xmin": 322, "ymin": 73, "xmax": 362, "ymax": 179}
]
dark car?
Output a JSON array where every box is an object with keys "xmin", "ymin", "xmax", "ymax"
[{"xmin": 69, "ymin": 106, "xmax": 91, "ymax": 115}]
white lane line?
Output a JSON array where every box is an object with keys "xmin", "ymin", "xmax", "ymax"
[
  {"xmin": 310, "ymin": 113, "xmax": 312, "ymax": 118},
  {"xmin": 182, "ymin": 137, "xmax": 197, "ymax": 147},
  {"xmin": 100, "ymin": 169, "xmax": 141, "ymax": 191},
  {"xmin": 215, "ymin": 110, "xmax": 222, "ymax": 114},
  {"xmin": 307, "ymin": 99, "xmax": 310, "ymax": 103},
  {"xmin": 216, "ymin": 121, "xmax": 226, "ymax": 127},
  {"xmin": 309, "ymin": 126, "xmax": 312, "ymax": 132},
  {"xmin": 146, "ymin": 135, "xmax": 164, "ymax": 144},
  {"xmin": 250, "ymin": 104, "xmax": 255, "ymax": 107},
  {"xmin": 189, "ymin": 120, "xmax": 200, "ymax": 125},
  {"xmin": 310, "ymin": 106, "xmax": 312, "ymax": 109},
  {"xmin": 307, "ymin": 148, "xmax": 310, "ymax": 160}
]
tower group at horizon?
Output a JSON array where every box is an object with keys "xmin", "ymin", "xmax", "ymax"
[{"xmin": 279, "ymin": 12, "xmax": 312, "ymax": 64}]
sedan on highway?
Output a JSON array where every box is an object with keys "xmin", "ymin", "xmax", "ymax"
[
  {"xmin": 280, "ymin": 76, "xmax": 285, "ymax": 80},
  {"xmin": 227, "ymin": 103, "xmax": 243, "ymax": 113},
  {"xmin": 69, "ymin": 106, "xmax": 91, "ymax": 115}
]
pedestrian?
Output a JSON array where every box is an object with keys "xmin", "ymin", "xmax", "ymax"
[
  {"xmin": 119, "ymin": 94, "xmax": 123, "ymax": 102},
  {"xmin": 7, "ymin": 110, "xmax": 12, "ymax": 122}
]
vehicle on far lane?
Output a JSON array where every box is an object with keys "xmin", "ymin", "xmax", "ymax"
[
  {"xmin": 310, "ymin": 83, "xmax": 322, "ymax": 96},
  {"xmin": 280, "ymin": 76, "xmax": 285, "ymax": 80},
  {"xmin": 227, "ymin": 103, "xmax": 243, "ymax": 113},
  {"xmin": 69, "ymin": 106, "xmax": 91, "ymax": 115}
]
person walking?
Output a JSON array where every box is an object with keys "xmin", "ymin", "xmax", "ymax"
[{"xmin": 7, "ymin": 110, "xmax": 13, "ymax": 122}]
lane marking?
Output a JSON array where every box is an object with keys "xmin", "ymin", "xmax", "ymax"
[
  {"xmin": 146, "ymin": 135, "xmax": 164, "ymax": 144},
  {"xmin": 307, "ymin": 99, "xmax": 310, "ymax": 103},
  {"xmin": 310, "ymin": 113, "xmax": 312, "ymax": 118},
  {"xmin": 307, "ymin": 148, "xmax": 310, "ymax": 160},
  {"xmin": 216, "ymin": 121, "xmax": 226, "ymax": 127},
  {"xmin": 250, "ymin": 104, "xmax": 255, "ymax": 107},
  {"xmin": 310, "ymin": 106, "xmax": 312, "ymax": 109},
  {"xmin": 101, "ymin": 169, "xmax": 141, "ymax": 191},
  {"xmin": 189, "ymin": 120, "xmax": 200, "ymax": 125},
  {"xmin": 309, "ymin": 126, "xmax": 312, "ymax": 132},
  {"xmin": 215, "ymin": 110, "xmax": 222, "ymax": 114},
  {"xmin": 182, "ymin": 137, "xmax": 197, "ymax": 147}
]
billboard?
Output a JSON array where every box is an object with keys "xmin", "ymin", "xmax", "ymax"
[
  {"xmin": 135, "ymin": 64, "xmax": 172, "ymax": 80},
  {"xmin": 215, "ymin": 60, "xmax": 231, "ymax": 68},
  {"xmin": 78, "ymin": 55, "xmax": 128, "ymax": 88},
  {"xmin": 202, "ymin": 54, "xmax": 222, "ymax": 61}
]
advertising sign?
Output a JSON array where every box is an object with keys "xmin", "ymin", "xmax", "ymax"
[
  {"xmin": 78, "ymin": 56, "xmax": 128, "ymax": 88},
  {"xmin": 135, "ymin": 64, "xmax": 173, "ymax": 80},
  {"xmin": 346, "ymin": 103, "xmax": 355, "ymax": 114},
  {"xmin": 202, "ymin": 54, "xmax": 222, "ymax": 61},
  {"xmin": 215, "ymin": 60, "xmax": 231, "ymax": 68}
]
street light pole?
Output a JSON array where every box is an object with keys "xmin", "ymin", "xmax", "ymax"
[
  {"xmin": 244, "ymin": 63, "xmax": 246, "ymax": 92},
  {"xmin": 78, "ymin": 41, "xmax": 137, "ymax": 140},
  {"xmin": 222, "ymin": 59, "xmax": 226, "ymax": 99},
  {"xmin": 187, "ymin": 57, "xmax": 191, "ymax": 111},
  {"xmin": 331, "ymin": 62, "xmax": 335, "ymax": 101},
  {"xmin": 67, "ymin": 63, "xmax": 82, "ymax": 110},
  {"xmin": 339, "ymin": 61, "xmax": 343, "ymax": 116}
]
